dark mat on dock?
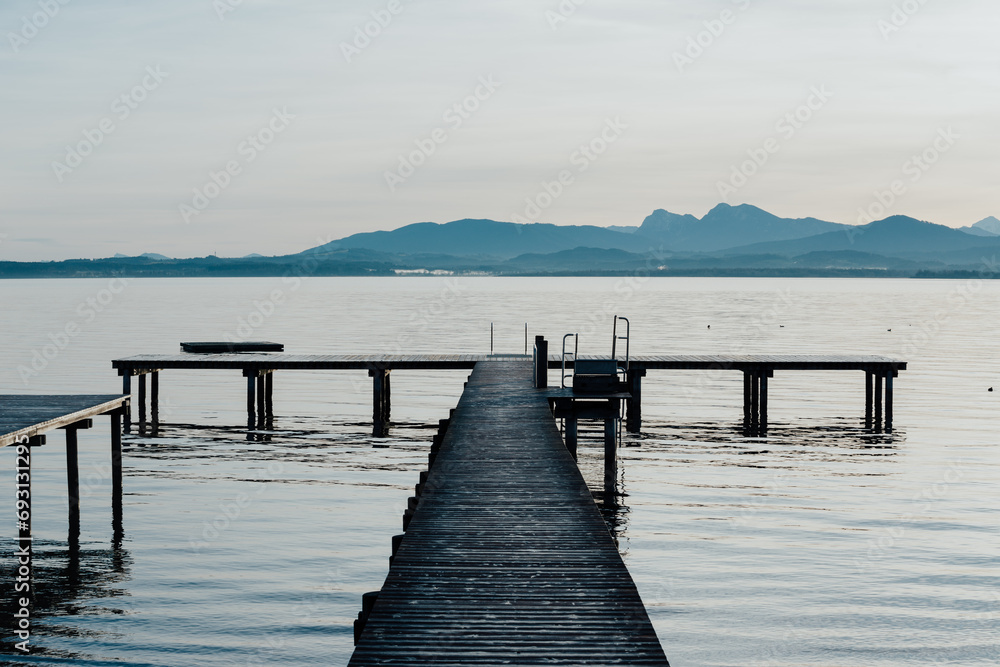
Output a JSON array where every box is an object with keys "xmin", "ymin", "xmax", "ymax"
[{"xmin": 349, "ymin": 359, "xmax": 669, "ymax": 666}]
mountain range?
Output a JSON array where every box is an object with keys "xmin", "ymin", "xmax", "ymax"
[{"xmin": 3, "ymin": 204, "xmax": 999, "ymax": 278}]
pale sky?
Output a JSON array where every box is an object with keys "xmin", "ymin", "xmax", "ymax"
[{"xmin": 1, "ymin": 0, "xmax": 997, "ymax": 260}]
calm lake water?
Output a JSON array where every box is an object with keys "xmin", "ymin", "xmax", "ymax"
[{"xmin": 0, "ymin": 276, "xmax": 997, "ymax": 666}]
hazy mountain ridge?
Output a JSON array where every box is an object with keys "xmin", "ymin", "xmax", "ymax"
[
  {"xmin": 3, "ymin": 205, "xmax": 999, "ymax": 278},
  {"xmin": 634, "ymin": 204, "xmax": 848, "ymax": 252},
  {"xmin": 305, "ymin": 218, "xmax": 656, "ymax": 260},
  {"xmin": 959, "ymin": 216, "xmax": 1000, "ymax": 237}
]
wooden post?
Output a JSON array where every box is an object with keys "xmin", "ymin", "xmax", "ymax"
[
  {"xmin": 265, "ymin": 371, "xmax": 274, "ymax": 424},
  {"xmin": 150, "ymin": 371, "xmax": 159, "ymax": 432},
  {"xmin": 874, "ymin": 374, "xmax": 883, "ymax": 432},
  {"xmin": 750, "ymin": 372, "xmax": 760, "ymax": 435},
  {"xmin": 111, "ymin": 410, "xmax": 123, "ymax": 536},
  {"xmin": 66, "ymin": 427, "xmax": 80, "ymax": 536},
  {"xmin": 760, "ymin": 371, "xmax": 769, "ymax": 435},
  {"xmin": 885, "ymin": 373, "xmax": 894, "ymax": 433},
  {"xmin": 565, "ymin": 415, "xmax": 578, "ymax": 460},
  {"xmin": 62, "ymin": 419, "xmax": 92, "ymax": 542},
  {"xmin": 256, "ymin": 372, "xmax": 266, "ymax": 430},
  {"xmin": 122, "ymin": 373, "xmax": 132, "ymax": 433},
  {"xmin": 370, "ymin": 369, "xmax": 389, "ymax": 437},
  {"xmin": 534, "ymin": 336, "xmax": 548, "ymax": 388},
  {"xmin": 138, "ymin": 373, "xmax": 147, "ymax": 429},
  {"xmin": 865, "ymin": 371, "xmax": 874, "ymax": 429},
  {"xmin": 384, "ymin": 371, "xmax": 391, "ymax": 423},
  {"xmin": 245, "ymin": 372, "xmax": 256, "ymax": 431},
  {"xmin": 604, "ymin": 416, "xmax": 617, "ymax": 505},
  {"xmin": 743, "ymin": 371, "xmax": 751, "ymax": 432},
  {"xmin": 626, "ymin": 368, "xmax": 645, "ymax": 433}
]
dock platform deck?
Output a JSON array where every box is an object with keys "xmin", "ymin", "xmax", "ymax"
[
  {"xmin": 112, "ymin": 351, "xmax": 905, "ymax": 436},
  {"xmin": 112, "ymin": 352, "xmax": 905, "ymax": 373},
  {"xmin": 0, "ymin": 394, "xmax": 129, "ymax": 447},
  {"xmin": 349, "ymin": 359, "xmax": 669, "ymax": 665}
]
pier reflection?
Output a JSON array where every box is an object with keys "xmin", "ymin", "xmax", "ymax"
[{"xmin": 0, "ymin": 537, "xmax": 132, "ymax": 658}]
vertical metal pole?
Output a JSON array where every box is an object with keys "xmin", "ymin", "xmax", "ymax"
[
  {"xmin": 885, "ymin": 373, "xmax": 894, "ymax": 433},
  {"xmin": 874, "ymin": 374, "xmax": 883, "ymax": 432},
  {"xmin": 490, "ymin": 323, "xmax": 494, "ymax": 355},
  {"xmin": 524, "ymin": 324, "xmax": 528, "ymax": 355}
]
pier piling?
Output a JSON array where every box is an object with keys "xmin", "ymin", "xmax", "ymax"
[
  {"xmin": 626, "ymin": 368, "xmax": 645, "ymax": 432},
  {"xmin": 369, "ymin": 369, "xmax": 391, "ymax": 437},
  {"xmin": 60, "ymin": 418, "xmax": 93, "ymax": 541}
]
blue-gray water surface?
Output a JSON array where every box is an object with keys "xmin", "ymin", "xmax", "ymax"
[{"xmin": 0, "ymin": 276, "xmax": 997, "ymax": 666}]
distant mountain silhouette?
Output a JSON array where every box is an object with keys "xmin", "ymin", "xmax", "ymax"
[
  {"xmin": 113, "ymin": 252, "xmax": 171, "ymax": 260},
  {"xmin": 305, "ymin": 218, "xmax": 656, "ymax": 260},
  {"xmin": 722, "ymin": 215, "xmax": 1000, "ymax": 259},
  {"xmin": 10, "ymin": 205, "xmax": 998, "ymax": 279},
  {"xmin": 634, "ymin": 203, "xmax": 847, "ymax": 252},
  {"xmin": 959, "ymin": 216, "xmax": 1000, "ymax": 237}
]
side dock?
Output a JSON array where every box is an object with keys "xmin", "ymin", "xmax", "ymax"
[
  {"xmin": 112, "ymin": 352, "xmax": 906, "ymax": 436},
  {"xmin": 349, "ymin": 359, "xmax": 669, "ymax": 665}
]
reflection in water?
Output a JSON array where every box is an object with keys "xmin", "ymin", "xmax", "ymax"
[
  {"xmin": 626, "ymin": 418, "xmax": 902, "ymax": 464},
  {"xmin": 0, "ymin": 539, "xmax": 132, "ymax": 659},
  {"xmin": 577, "ymin": 417, "xmax": 908, "ymax": 559}
]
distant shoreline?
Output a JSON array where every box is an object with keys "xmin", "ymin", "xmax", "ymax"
[{"xmin": 1, "ymin": 259, "xmax": 997, "ymax": 280}]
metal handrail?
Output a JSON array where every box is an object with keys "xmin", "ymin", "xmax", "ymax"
[
  {"xmin": 561, "ymin": 333, "xmax": 579, "ymax": 388},
  {"xmin": 612, "ymin": 316, "xmax": 630, "ymax": 375}
]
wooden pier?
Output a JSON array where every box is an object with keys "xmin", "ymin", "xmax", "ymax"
[
  {"xmin": 2, "ymin": 394, "xmax": 130, "ymax": 607},
  {"xmin": 350, "ymin": 359, "xmax": 669, "ymax": 665},
  {"xmin": 112, "ymin": 352, "xmax": 905, "ymax": 436},
  {"xmin": 2, "ymin": 394, "xmax": 130, "ymax": 527}
]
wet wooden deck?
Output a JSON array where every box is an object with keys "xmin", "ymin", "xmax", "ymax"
[{"xmin": 349, "ymin": 359, "xmax": 669, "ymax": 665}]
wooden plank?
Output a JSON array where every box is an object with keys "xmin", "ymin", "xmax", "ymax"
[
  {"xmin": 0, "ymin": 395, "xmax": 129, "ymax": 447},
  {"xmin": 350, "ymin": 360, "xmax": 669, "ymax": 666}
]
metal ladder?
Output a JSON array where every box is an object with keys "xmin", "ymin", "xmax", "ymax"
[
  {"xmin": 611, "ymin": 316, "xmax": 631, "ymax": 444},
  {"xmin": 561, "ymin": 333, "xmax": 579, "ymax": 388},
  {"xmin": 612, "ymin": 315, "xmax": 630, "ymax": 379}
]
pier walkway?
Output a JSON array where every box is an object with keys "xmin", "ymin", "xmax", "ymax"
[{"xmin": 349, "ymin": 358, "xmax": 669, "ymax": 665}]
